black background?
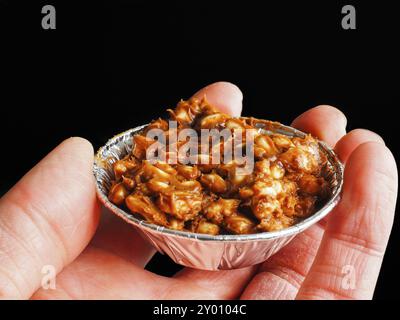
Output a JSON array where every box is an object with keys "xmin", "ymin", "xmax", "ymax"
[{"xmin": 1, "ymin": 0, "xmax": 399, "ymax": 299}]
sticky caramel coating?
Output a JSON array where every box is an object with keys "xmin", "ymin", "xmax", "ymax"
[{"xmin": 108, "ymin": 98, "xmax": 330, "ymax": 234}]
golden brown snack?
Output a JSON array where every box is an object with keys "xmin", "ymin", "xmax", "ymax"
[{"xmin": 108, "ymin": 98, "xmax": 330, "ymax": 235}]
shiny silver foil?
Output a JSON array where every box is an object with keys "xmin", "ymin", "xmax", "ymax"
[{"xmin": 93, "ymin": 120, "xmax": 344, "ymax": 270}]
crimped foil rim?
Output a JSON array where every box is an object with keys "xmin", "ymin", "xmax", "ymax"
[{"xmin": 93, "ymin": 121, "xmax": 344, "ymax": 242}]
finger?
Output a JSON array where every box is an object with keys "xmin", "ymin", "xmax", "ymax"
[
  {"xmin": 335, "ymin": 129, "xmax": 384, "ymax": 164},
  {"xmin": 0, "ymin": 137, "xmax": 100, "ymax": 298},
  {"xmin": 241, "ymin": 118, "xmax": 384, "ymax": 299},
  {"xmin": 173, "ymin": 266, "xmax": 257, "ymax": 299},
  {"xmin": 318, "ymin": 129, "xmax": 384, "ymax": 228},
  {"xmin": 91, "ymin": 82, "xmax": 244, "ymax": 266},
  {"xmin": 193, "ymin": 81, "xmax": 243, "ymax": 116},
  {"xmin": 297, "ymin": 142, "xmax": 397, "ymax": 299},
  {"xmin": 33, "ymin": 246, "xmax": 256, "ymax": 299},
  {"xmin": 240, "ymin": 224, "xmax": 324, "ymax": 300},
  {"xmin": 292, "ymin": 105, "xmax": 346, "ymax": 225},
  {"xmin": 291, "ymin": 105, "xmax": 347, "ymax": 147}
]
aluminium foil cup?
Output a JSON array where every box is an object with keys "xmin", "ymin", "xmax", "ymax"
[{"xmin": 93, "ymin": 119, "xmax": 344, "ymax": 270}]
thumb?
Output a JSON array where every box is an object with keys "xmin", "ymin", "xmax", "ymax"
[{"xmin": 0, "ymin": 137, "xmax": 100, "ymax": 298}]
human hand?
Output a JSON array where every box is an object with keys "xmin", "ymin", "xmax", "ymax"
[{"xmin": 0, "ymin": 82, "xmax": 397, "ymax": 299}]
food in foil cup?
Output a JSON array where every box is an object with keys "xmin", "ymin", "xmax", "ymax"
[{"xmin": 93, "ymin": 119, "xmax": 344, "ymax": 270}]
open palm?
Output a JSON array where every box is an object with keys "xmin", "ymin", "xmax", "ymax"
[{"xmin": 0, "ymin": 82, "xmax": 397, "ymax": 299}]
